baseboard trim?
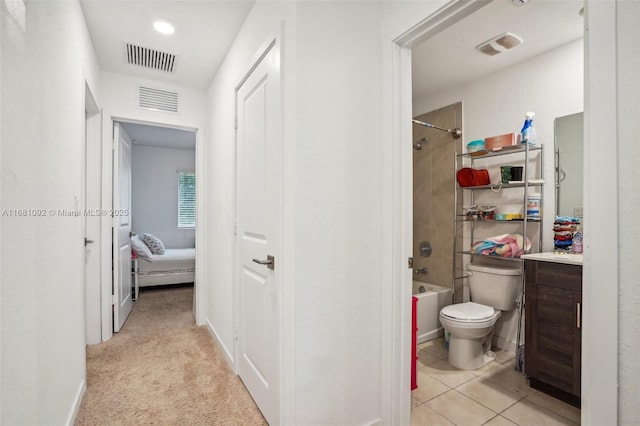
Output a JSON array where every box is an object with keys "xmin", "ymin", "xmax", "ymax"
[
  {"xmin": 205, "ymin": 319, "xmax": 235, "ymax": 369},
  {"xmin": 66, "ymin": 380, "xmax": 86, "ymax": 426}
]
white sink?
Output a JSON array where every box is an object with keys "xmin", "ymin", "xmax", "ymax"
[{"xmin": 521, "ymin": 252, "xmax": 583, "ymax": 265}]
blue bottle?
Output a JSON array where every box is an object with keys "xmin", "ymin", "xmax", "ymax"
[{"xmin": 520, "ymin": 112, "xmax": 537, "ymax": 146}]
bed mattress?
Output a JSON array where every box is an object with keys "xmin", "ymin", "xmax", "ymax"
[{"xmin": 137, "ymin": 248, "xmax": 196, "ymax": 273}]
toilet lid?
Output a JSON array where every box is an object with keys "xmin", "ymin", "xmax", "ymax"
[{"xmin": 441, "ymin": 302, "xmax": 494, "ymax": 320}]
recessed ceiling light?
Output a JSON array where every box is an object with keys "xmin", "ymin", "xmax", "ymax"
[{"xmin": 153, "ymin": 20, "xmax": 175, "ymax": 35}]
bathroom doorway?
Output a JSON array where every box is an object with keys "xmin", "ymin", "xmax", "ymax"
[{"xmin": 407, "ymin": 0, "xmax": 585, "ymax": 423}]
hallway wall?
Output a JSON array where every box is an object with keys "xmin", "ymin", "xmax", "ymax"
[{"xmin": 0, "ymin": 1, "xmax": 100, "ymax": 423}]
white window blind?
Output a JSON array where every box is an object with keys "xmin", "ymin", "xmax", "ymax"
[{"xmin": 177, "ymin": 171, "xmax": 196, "ymax": 228}]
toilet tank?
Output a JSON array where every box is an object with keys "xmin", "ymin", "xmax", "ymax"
[{"xmin": 467, "ymin": 263, "xmax": 521, "ymax": 311}]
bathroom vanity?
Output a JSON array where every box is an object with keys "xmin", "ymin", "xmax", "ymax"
[{"xmin": 522, "ymin": 252, "xmax": 583, "ymax": 407}]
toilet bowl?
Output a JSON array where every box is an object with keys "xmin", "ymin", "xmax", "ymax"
[
  {"xmin": 440, "ymin": 302, "xmax": 501, "ymax": 369},
  {"xmin": 439, "ymin": 264, "xmax": 521, "ymax": 370}
]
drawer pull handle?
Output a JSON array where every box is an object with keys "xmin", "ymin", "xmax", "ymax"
[{"xmin": 577, "ymin": 302, "xmax": 581, "ymax": 329}]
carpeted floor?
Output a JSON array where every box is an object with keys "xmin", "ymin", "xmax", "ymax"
[{"xmin": 75, "ymin": 285, "xmax": 267, "ymax": 425}]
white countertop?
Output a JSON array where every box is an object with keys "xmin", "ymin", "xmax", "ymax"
[{"xmin": 521, "ymin": 252, "xmax": 583, "ymax": 265}]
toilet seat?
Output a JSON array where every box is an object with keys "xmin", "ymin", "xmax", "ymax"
[{"xmin": 441, "ymin": 302, "xmax": 497, "ymax": 322}]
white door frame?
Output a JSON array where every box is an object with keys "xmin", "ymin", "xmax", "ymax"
[
  {"xmin": 99, "ymin": 117, "xmax": 205, "ymax": 342},
  {"xmin": 388, "ymin": 1, "xmax": 618, "ymax": 424},
  {"xmin": 387, "ymin": 3, "xmax": 492, "ymax": 422},
  {"xmin": 83, "ymin": 82, "xmax": 102, "ymax": 345}
]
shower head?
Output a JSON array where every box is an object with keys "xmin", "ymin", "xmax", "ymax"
[{"xmin": 413, "ymin": 137, "xmax": 427, "ymax": 150}]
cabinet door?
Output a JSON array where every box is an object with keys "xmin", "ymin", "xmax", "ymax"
[{"xmin": 528, "ymin": 283, "xmax": 581, "ymax": 396}]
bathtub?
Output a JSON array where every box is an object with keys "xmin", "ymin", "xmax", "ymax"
[{"xmin": 413, "ymin": 282, "xmax": 453, "ymax": 343}]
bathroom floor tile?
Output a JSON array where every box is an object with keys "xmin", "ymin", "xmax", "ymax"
[
  {"xmin": 418, "ymin": 346, "xmax": 445, "ymax": 366},
  {"xmin": 482, "ymin": 415, "xmax": 518, "ymax": 426},
  {"xmin": 524, "ymin": 390, "xmax": 581, "ymax": 424},
  {"xmin": 480, "ymin": 363, "xmax": 534, "ymax": 399},
  {"xmin": 420, "ymin": 339, "xmax": 449, "ymax": 360},
  {"xmin": 426, "ymin": 390, "xmax": 496, "ymax": 426},
  {"xmin": 420, "ymin": 359, "xmax": 477, "ymax": 388},
  {"xmin": 501, "ymin": 399, "xmax": 579, "ymax": 426},
  {"xmin": 493, "ymin": 349, "xmax": 515, "ymax": 365},
  {"xmin": 470, "ymin": 358, "xmax": 503, "ymax": 377},
  {"xmin": 457, "ymin": 375, "xmax": 524, "ymax": 413},
  {"xmin": 412, "ymin": 370, "xmax": 451, "ymax": 405},
  {"xmin": 411, "ymin": 403, "xmax": 456, "ymax": 426}
]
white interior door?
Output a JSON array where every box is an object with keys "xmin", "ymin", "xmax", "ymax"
[
  {"xmin": 236, "ymin": 39, "xmax": 281, "ymax": 425},
  {"xmin": 113, "ymin": 122, "xmax": 133, "ymax": 332}
]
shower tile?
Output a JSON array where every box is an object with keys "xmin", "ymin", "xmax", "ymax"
[{"xmin": 426, "ymin": 390, "xmax": 496, "ymax": 426}]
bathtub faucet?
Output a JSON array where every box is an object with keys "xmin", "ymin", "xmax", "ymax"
[{"xmin": 414, "ymin": 267, "xmax": 428, "ymax": 275}]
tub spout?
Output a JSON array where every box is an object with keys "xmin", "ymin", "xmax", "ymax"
[{"xmin": 414, "ymin": 267, "xmax": 428, "ymax": 275}]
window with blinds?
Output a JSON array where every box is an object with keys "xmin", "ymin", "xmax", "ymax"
[{"xmin": 177, "ymin": 171, "xmax": 196, "ymax": 228}]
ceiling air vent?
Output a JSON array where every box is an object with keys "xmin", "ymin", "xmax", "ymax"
[
  {"xmin": 476, "ymin": 32, "xmax": 523, "ymax": 56},
  {"xmin": 125, "ymin": 42, "xmax": 176, "ymax": 73},
  {"xmin": 138, "ymin": 86, "xmax": 180, "ymax": 113}
]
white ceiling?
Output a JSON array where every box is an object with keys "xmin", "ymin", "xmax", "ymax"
[
  {"xmin": 80, "ymin": 0, "xmax": 255, "ymax": 90},
  {"xmin": 120, "ymin": 122, "xmax": 196, "ymax": 150},
  {"xmin": 412, "ymin": 0, "xmax": 584, "ymax": 100}
]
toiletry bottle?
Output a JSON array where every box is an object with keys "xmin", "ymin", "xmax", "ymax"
[
  {"xmin": 520, "ymin": 112, "xmax": 537, "ymax": 146},
  {"xmin": 572, "ymin": 225, "xmax": 583, "ymax": 253}
]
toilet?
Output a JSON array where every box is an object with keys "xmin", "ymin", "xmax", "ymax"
[{"xmin": 439, "ymin": 263, "xmax": 521, "ymax": 370}]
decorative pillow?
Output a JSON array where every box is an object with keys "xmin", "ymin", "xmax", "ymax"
[
  {"xmin": 131, "ymin": 235, "xmax": 152, "ymax": 261},
  {"xmin": 141, "ymin": 233, "xmax": 165, "ymax": 255}
]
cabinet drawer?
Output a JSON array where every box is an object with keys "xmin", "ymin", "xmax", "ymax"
[{"xmin": 525, "ymin": 260, "xmax": 582, "ymax": 291}]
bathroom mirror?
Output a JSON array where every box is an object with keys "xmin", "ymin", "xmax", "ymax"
[{"xmin": 554, "ymin": 112, "xmax": 584, "ymax": 217}]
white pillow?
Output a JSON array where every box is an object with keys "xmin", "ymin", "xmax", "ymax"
[
  {"xmin": 131, "ymin": 235, "xmax": 152, "ymax": 261},
  {"xmin": 141, "ymin": 233, "xmax": 165, "ymax": 255}
]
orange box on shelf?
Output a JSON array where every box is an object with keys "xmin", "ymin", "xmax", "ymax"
[{"xmin": 484, "ymin": 132, "xmax": 520, "ymax": 151}]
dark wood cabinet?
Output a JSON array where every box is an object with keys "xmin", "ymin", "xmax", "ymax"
[{"xmin": 525, "ymin": 260, "xmax": 582, "ymax": 407}]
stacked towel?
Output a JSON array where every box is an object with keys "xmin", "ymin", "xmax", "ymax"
[
  {"xmin": 471, "ymin": 233, "xmax": 531, "ymax": 258},
  {"xmin": 554, "ymin": 216, "xmax": 580, "ymax": 252}
]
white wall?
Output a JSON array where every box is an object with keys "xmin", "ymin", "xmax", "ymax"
[
  {"xmin": 0, "ymin": 0, "xmax": 100, "ymax": 423},
  {"xmin": 132, "ymin": 145, "xmax": 196, "ymax": 248},
  {"xmin": 616, "ymin": 1, "xmax": 640, "ymax": 422}
]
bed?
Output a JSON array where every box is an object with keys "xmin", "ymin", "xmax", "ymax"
[{"xmin": 133, "ymin": 248, "xmax": 195, "ymax": 299}]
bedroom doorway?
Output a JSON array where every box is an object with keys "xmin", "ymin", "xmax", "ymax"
[{"xmin": 103, "ymin": 119, "xmax": 200, "ymax": 337}]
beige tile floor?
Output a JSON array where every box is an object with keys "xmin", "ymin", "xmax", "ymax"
[{"xmin": 412, "ymin": 338, "xmax": 581, "ymax": 426}]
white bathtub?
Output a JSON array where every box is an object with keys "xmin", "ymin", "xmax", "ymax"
[{"xmin": 413, "ymin": 282, "xmax": 453, "ymax": 343}]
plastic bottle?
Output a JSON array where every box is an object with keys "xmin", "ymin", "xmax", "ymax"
[
  {"xmin": 520, "ymin": 112, "xmax": 538, "ymax": 146},
  {"xmin": 527, "ymin": 193, "xmax": 541, "ymax": 218},
  {"xmin": 572, "ymin": 225, "xmax": 583, "ymax": 253}
]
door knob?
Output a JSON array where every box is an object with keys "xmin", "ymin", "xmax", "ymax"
[
  {"xmin": 252, "ymin": 255, "xmax": 275, "ymax": 270},
  {"xmin": 84, "ymin": 237, "xmax": 95, "ymax": 246}
]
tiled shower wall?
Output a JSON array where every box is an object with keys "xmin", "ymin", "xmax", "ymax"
[{"xmin": 412, "ymin": 102, "xmax": 463, "ymax": 303}]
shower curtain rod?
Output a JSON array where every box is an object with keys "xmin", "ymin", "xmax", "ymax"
[{"xmin": 412, "ymin": 119, "xmax": 462, "ymax": 139}]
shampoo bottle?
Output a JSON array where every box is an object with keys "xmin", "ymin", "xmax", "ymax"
[{"xmin": 520, "ymin": 112, "xmax": 538, "ymax": 146}]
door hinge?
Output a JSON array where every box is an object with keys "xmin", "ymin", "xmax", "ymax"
[
  {"xmin": 233, "ymin": 221, "xmax": 237, "ymax": 236},
  {"xmin": 408, "ymin": 257, "xmax": 413, "ymax": 269},
  {"xmin": 234, "ymin": 116, "xmax": 238, "ymax": 130},
  {"xmin": 112, "ymin": 294, "xmax": 117, "ymax": 304},
  {"xmin": 234, "ymin": 325, "xmax": 239, "ymax": 341}
]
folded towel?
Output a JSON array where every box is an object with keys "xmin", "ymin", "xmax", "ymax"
[{"xmin": 471, "ymin": 233, "xmax": 531, "ymax": 258}]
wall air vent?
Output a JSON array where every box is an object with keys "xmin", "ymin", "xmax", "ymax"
[
  {"xmin": 137, "ymin": 86, "xmax": 180, "ymax": 113},
  {"xmin": 125, "ymin": 42, "xmax": 177, "ymax": 73}
]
